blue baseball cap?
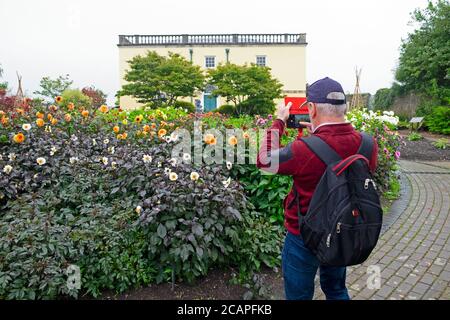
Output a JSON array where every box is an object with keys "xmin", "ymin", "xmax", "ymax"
[{"xmin": 303, "ymin": 77, "xmax": 347, "ymax": 106}]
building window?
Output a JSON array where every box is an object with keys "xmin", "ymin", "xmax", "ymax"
[
  {"xmin": 205, "ymin": 56, "xmax": 215, "ymax": 68},
  {"xmin": 256, "ymin": 55, "xmax": 266, "ymax": 66}
]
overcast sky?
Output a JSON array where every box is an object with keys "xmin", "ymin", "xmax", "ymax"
[{"xmin": 0, "ymin": 0, "xmax": 428, "ymax": 105}]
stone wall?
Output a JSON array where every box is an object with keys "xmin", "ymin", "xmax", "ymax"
[{"xmin": 391, "ymin": 92, "xmax": 422, "ymax": 119}]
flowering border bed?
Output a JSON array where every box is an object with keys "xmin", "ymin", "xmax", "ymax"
[{"xmin": 0, "ymin": 99, "xmax": 401, "ymax": 299}]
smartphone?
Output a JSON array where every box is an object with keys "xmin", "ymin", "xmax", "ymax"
[{"xmin": 287, "ymin": 114, "xmax": 310, "ymax": 129}]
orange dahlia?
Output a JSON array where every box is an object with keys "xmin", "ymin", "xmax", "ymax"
[
  {"xmin": 113, "ymin": 126, "xmax": 120, "ymax": 133},
  {"xmin": 158, "ymin": 128, "xmax": 167, "ymax": 137},
  {"xmin": 228, "ymin": 136, "xmax": 238, "ymax": 146},
  {"xmin": 13, "ymin": 132, "xmax": 25, "ymax": 144},
  {"xmin": 99, "ymin": 105, "xmax": 108, "ymax": 113},
  {"xmin": 81, "ymin": 110, "xmax": 89, "ymax": 118},
  {"xmin": 36, "ymin": 118, "xmax": 45, "ymax": 127},
  {"xmin": 1, "ymin": 116, "xmax": 8, "ymax": 126},
  {"xmin": 67, "ymin": 102, "xmax": 75, "ymax": 111},
  {"xmin": 204, "ymin": 133, "xmax": 215, "ymax": 144},
  {"xmin": 143, "ymin": 125, "xmax": 150, "ymax": 132},
  {"xmin": 36, "ymin": 111, "xmax": 44, "ymax": 119},
  {"xmin": 209, "ymin": 137, "xmax": 217, "ymax": 145},
  {"xmin": 64, "ymin": 114, "xmax": 72, "ymax": 122}
]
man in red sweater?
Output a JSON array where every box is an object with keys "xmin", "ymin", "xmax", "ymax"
[{"xmin": 257, "ymin": 77, "xmax": 378, "ymax": 300}]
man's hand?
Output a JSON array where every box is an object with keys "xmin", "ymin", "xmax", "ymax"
[
  {"xmin": 276, "ymin": 101, "xmax": 292, "ymax": 123},
  {"xmin": 299, "ymin": 122, "xmax": 313, "ymax": 134}
]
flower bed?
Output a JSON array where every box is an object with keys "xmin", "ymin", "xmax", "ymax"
[{"xmin": 0, "ymin": 101, "xmax": 400, "ymax": 299}]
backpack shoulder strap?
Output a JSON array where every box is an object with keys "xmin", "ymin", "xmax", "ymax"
[
  {"xmin": 357, "ymin": 132, "xmax": 374, "ymax": 159},
  {"xmin": 301, "ymin": 135, "xmax": 342, "ymax": 166}
]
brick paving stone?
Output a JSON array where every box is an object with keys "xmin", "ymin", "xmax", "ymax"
[
  {"xmin": 439, "ymin": 270, "xmax": 450, "ymax": 282},
  {"xmin": 404, "ymin": 273, "xmax": 420, "ymax": 285},
  {"xmin": 420, "ymin": 273, "xmax": 436, "ymax": 286},
  {"xmin": 353, "ymin": 288, "xmax": 376, "ymax": 300},
  {"xmin": 411, "ymin": 282, "xmax": 430, "ymax": 296},
  {"xmin": 441, "ymin": 287, "xmax": 450, "ymax": 299},
  {"xmin": 386, "ymin": 275, "xmax": 403, "ymax": 287},
  {"xmin": 423, "ymin": 289, "xmax": 442, "ymax": 300},
  {"xmin": 429, "ymin": 264, "xmax": 444, "ymax": 276},
  {"xmin": 424, "ymin": 250, "xmax": 439, "ymax": 260},
  {"xmin": 396, "ymin": 281, "xmax": 413, "ymax": 294},
  {"xmin": 376, "ymin": 284, "xmax": 396, "ymax": 298},
  {"xmin": 381, "ymin": 267, "xmax": 397, "ymax": 279},
  {"xmin": 388, "ymin": 260, "xmax": 404, "ymax": 271},
  {"xmin": 430, "ymin": 244, "xmax": 443, "ymax": 253}
]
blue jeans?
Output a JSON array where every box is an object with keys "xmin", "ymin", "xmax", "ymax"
[{"xmin": 282, "ymin": 232, "xmax": 350, "ymax": 300}]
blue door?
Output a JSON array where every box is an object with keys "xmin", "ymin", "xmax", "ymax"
[{"xmin": 204, "ymin": 94, "xmax": 217, "ymax": 111}]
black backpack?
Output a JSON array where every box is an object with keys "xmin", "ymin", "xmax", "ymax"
[{"xmin": 298, "ymin": 133, "xmax": 383, "ymax": 267}]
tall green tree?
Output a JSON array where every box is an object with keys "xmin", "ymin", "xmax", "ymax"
[
  {"xmin": 34, "ymin": 74, "xmax": 73, "ymax": 100},
  {"xmin": 395, "ymin": 0, "xmax": 450, "ymax": 103},
  {"xmin": 208, "ymin": 63, "xmax": 283, "ymax": 115},
  {"xmin": 118, "ymin": 51, "xmax": 205, "ymax": 107},
  {"xmin": 373, "ymin": 88, "xmax": 394, "ymax": 110}
]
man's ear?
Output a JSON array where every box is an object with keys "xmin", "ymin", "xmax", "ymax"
[{"xmin": 309, "ymin": 103, "xmax": 317, "ymax": 119}]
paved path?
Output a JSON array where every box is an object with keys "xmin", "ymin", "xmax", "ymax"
[{"xmin": 312, "ymin": 160, "xmax": 450, "ymax": 300}]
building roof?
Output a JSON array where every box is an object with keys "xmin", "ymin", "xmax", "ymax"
[{"xmin": 118, "ymin": 33, "xmax": 307, "ymax": 47}]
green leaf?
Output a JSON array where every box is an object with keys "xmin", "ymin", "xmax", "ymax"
[
  {"xmin": 192, "ymin": 224, "xmax": 204, "ymax": 237},
  {"xmin": 157, "ymin": 224, "xmax": 167, "ymax": 239}
]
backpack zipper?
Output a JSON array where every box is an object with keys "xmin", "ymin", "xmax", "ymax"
[
  {"xmin": 327, "ymin": 222, "xmax": 342, "ymax": 247},
  {"xmin": 364, "ymin": 178, "xmax": 377, "ymax": 190}
]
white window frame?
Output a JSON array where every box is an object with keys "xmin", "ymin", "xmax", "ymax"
[
  {"xmin": 205, "ymin": 56, "xmax": 216, "ymax": 68},
  {"xmin": 256, "ymin": 55, "xmax": 267, "ymax": 67}
]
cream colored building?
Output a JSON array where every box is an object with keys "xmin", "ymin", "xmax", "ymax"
[{"xmin": 118, "ymin": 33, "xmax": 307, "ymax": 110}]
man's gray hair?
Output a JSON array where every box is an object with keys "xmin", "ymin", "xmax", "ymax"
[
  {"xmin": 316, "ymin": 103, "xmax": 347, "ymax": 117},
  {"xmin": 315, "ymin": 92, "xmax": 347, "ymax": 117}
]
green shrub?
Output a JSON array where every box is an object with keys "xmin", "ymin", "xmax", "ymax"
[
  {"xmin": 383, "ymin": 176, "xmax": 401, "ymax": 201},
  {"xmin": 60, "ymin": 89, "xmax": 93, "ymax": 111},
  {"xmin": 408, "ymin": 132, "xmax": 423, "ymax": 141},
  {"xmin": 346, "ymin": 108, "xmax": 401, "ymax": 193},
  {"xmin": 416, "ymin": 96, "xmax": 442, "ymax": 117},
  {"xmin": 426, "ymin": 106, "xmax": 450, "ymax": 135},
  {"xmin": 235, "ymin": 165, "xmax": 291, "ymax": 225},
  {"xmin": 237, "ymin": 98, "xmax": 275, "ymax": 116},
  {"xmin": 433, "ymin": 138, "xmax": 448, "ymax": 150},
  {"xmin": 0, "ymin": 193, "xmax": 156, "ymax": 299},
  {"xmin": 0, "ymin": 114, "xmax": 270, "ymax": 299},
  {"xmin": 397, "ymin": 120, "xmax": 410, "ymax": 130},
  {"xmin": 173, "ymin": 100, "xmax": 195, "ymax": 113},
  {"xmin": 373, "ymin": 88, "xmax": 394, "ymax": 111},
  {"xmin": 121, "ymin": 106, "xmax": 189, "ymax": 124},
  {"xmin": 217, "ymin": 104, "xmax": 236, "ymax": 116}
]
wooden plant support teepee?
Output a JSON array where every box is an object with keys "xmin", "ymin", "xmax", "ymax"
[
  {"xmin": 14, "ymin": 72, "xmax": 25, "ymax": 109},
  {"xmin": 350, "ymin": 67, "xmax": 363, "ymax": 110}
]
